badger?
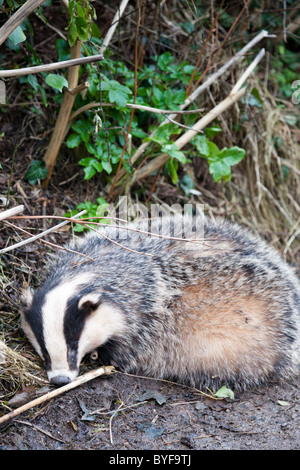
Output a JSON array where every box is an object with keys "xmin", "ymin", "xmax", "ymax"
[{"xmin": 20, "ymin": 214, "xmax": 300, "ymax": 390}]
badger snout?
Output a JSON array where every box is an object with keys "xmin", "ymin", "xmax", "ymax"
[{"xmin": 50, "ymin": 375, "xmax": 71, "ymax": 387}]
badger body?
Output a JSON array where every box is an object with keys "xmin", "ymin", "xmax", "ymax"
[{"xmin": 21, "ymin": 215, "xmax": 300, "ymax": 390}]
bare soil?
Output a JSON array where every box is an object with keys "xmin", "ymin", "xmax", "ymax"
[{"xmin": 1, "ymin": 371, "xmax": 300, "ymax": 450}]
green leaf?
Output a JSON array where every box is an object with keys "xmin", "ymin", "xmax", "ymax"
[
  {"xmin": 158, "ymin": 52, "xmax": 174, "ymax": 71},
  {"xmin": 208, "ymin": 146, "xmax": 245, "ymax": 182},
  {"xmin": 191, "ymin": 134, "xmax": 210, "ymax": 157},
  {"xmin": 67, "ymin": 133, "xmax": 81, "ymax": 148},
  {"xmin": 75, "ymin": 16, "xmax": 88, "ymax": 42},
  {"xmin": 45, "ymin": 74, "xmax": 69, "ymax": 92},
  {"xmin": 162, "ymin": 143, "xmax": 186, "ymax": 164},
  {"xmin": 79, "ymin": 157, "xmax": 102, "ymax": 179},
  {"xmin": 24, "ymin": 160, "xmax": 48, "ymax": 185},
  {"xmin": 215, "ymin": 386, "xmax": 235, "ymax": 400},
  {"xmin": 101, "ymin": 79, "xmax": 132, "ymax": 108},
  {"xmin": 68, "ymin": 22, "xmax": 77, "ymax": 47},
  {"xmin": 8, "ymin": 26, "xmax": 26, "ymax": 45},
  {"xmin": 165, "ymin": 158, "xmax": 178, "ymax": 184}
]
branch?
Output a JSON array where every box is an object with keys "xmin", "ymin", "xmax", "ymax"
[
  {"xmin": 0, "ymin": 205, "xmax": 24, "ymax": 221},
  {"xmin": 0, "ymin": 209, "xmax": 87, "ymax": 255},
  {"xmin": 0, "ymin": 55, "xmax": 104, "ymax": 78},
  {"xmin": 0, "ymin": 366, "xmax": 115, "ymax": 425},
  {"xmin": 42, "ymin": 40, "xmax": 82, "ymax": 185},
  {"xmin": 100, "ymin": 0, "xmax": 130, "ymax": 54}
]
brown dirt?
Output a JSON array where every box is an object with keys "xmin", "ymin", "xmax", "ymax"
[{"xmin": 1, "ymin": 371, "xmax": 300, "ymax": 450}]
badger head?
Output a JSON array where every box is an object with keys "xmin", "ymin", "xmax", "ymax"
[{"xmin": 20, "ymin": 278, "xmax": 126, "ymax": 386}]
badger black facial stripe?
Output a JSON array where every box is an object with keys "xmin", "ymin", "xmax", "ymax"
[{"xmin": 22, "ymin": 289, "xmax": 51, "ymax": 369}]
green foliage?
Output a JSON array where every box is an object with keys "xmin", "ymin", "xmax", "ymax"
[
  {"xmin": 45, "ymin": 74, "xmax": 69, "ymax": 92},
  {"xmin": 192, "ymin": 135, "xmax": 246, "ymax": 182},
  {"xmin": 24, "ymin": 160, "xmax": 48, "ymax": 185},
  {"xmin": 67, "ymin": 0, "xmax": 98, "ymax": 46},
  {"xmin": 64, "ymin": 198, "xmax": 110, "ymax": 232}
]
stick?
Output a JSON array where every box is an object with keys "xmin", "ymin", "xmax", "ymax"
[
  {"xmin": 0, "ymin": 205, "xmax": 24, "ymax": 221},
  {"xmin": 0, "ymin": 366, "xmax": 115, "ymax": 426},
  {"xmin": 43, "ymin": 40, "xmax": 82, "ymax": 185},
  {"xmin": 0, "ymin": 0, "xmax": 46, "ymax": 47},
  {"xmin": 100, "ymin": 0, "xmax": 130, "ymax": 54},
  {"xmin": 0, "ymin": 209, "xmax": 87, "ymax": 255},
  {"xmin": 0, "ymin": 55, "xmax": 104, "ymax": 78}
]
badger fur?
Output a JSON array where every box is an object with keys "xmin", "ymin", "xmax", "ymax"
[{"xmin": 20, "ymin": 214, "xmax": 300, "ymax": 390}]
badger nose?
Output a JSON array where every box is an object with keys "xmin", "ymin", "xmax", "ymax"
[{"xmin": 50, "ymin": 375, "xmax": 71, "ymax": 387}]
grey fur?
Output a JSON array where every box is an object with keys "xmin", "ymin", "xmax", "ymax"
[{"xmin": 21, "ymin": 215, "xmax": 300, "ymax": 390}]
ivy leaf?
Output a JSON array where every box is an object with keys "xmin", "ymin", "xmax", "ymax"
[
  {"xmin": 215, "ymin": 386, "xmax": 235, "ymax": 400},
  {"xmin": 208, "ymin": 146, "xmax": 245, "ymax": 182},
  {"xmin": 24, "ymin": 160, "xmax": 48, "ymax": 185},
  {"xmin": 162, "ymin": 143, "xmax": 186, "ymax": 164},
  {"xmin": 8, "ymin": 26, "xmax": 26, "ymax": 45},
  {"xmin": 101, "ymin": 79, "xmax": 132, "ymax": 108},
  {"xmin": 165, "ymin": 158, "xmax": 178, "ymax": 184},
  {"xmin": 45, "ymin": 74, "xmax": 69, "ymax": 92},
  {"xmin": 68, "ymin": 22, "xmax": 78, "ymax": 47},
  {"xmin": 67, "ymin": 133, "xmax": 81, "ymax": 148},
  {"xmin": 75, "ymin": 16, "xmax": 88, "ymax": 42},
  {"xmin": 191, "ymin": 134, "xmax": 210, "ymax": 157},
  {"xmin": 79, "ymin": 157, "xmax": 103, "ymax": 179}
]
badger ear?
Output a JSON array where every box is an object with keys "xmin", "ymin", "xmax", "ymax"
[
  {"xmin": 20, "ymin": 288, "xmax": 33, "ymax": 309},
  {"xmin": 78, "ymin": 293, "xmax": 102, "ymax": 316}
]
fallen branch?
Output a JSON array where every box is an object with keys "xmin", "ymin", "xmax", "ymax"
[
  {"xmin": 0, "ymin": 209, "xmax": 87, "ymax": 255},
  {"xmin": 0, "ymin": 205, "xmax": 24, "ymax": 221},
  {"xmin": 69, "ymin": 102, "xmax": 205, "ymax": 121},
  {"xmin": 99, "ymin": 0, "xmax": 130, "ymax": 54},
  {"xmin": 0, "ymin": 55, "xmax": 104, "ymax": 78},
  {"xmin": 0, "ymin": 366, "xmax": 115, "ymax": 426}
]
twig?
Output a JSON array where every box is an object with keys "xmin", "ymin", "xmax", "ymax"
[
  {"xmin": 0, "ymin": 210, "xmax": 87, "ymax": 255},
  {"xmin": 0, "ymin": 366, "xmax": 115, "ymax": 426},
  {"xmin": 69, "ymin": 101, "xmax": 205, "ymax": 121},
  {"xmin": 100, "ymin": 0, "xmax": 130, "ymax": 54},
  {"xmin": 0, "ymin": 205, "xmax": 24, "ymax": 221},
  {"xmin": 0, "ymin": 55, "xmax": 104, "ymax": 78}
]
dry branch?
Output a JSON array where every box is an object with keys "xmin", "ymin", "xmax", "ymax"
[
  {"xmin": 42, "ymin": 40, "xmax": 82, "ymax": 185},
  {"xmin": 100, "ymin": 0, "xmax": 130, "ymax": 54},
  {"xmin": 0, "ymin": 55, "xmax": 104, "ymax": 78},
  {"xmin": 0, "ymin": 205, "xmax": 24, "ymax": 221},
  {"xmin": 0, "ymin": 209, "xmax": 87, "ymax": 255},
  {"xmin": 0, "ymin": 366, "xmax": 115, "ymax": 425}
]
